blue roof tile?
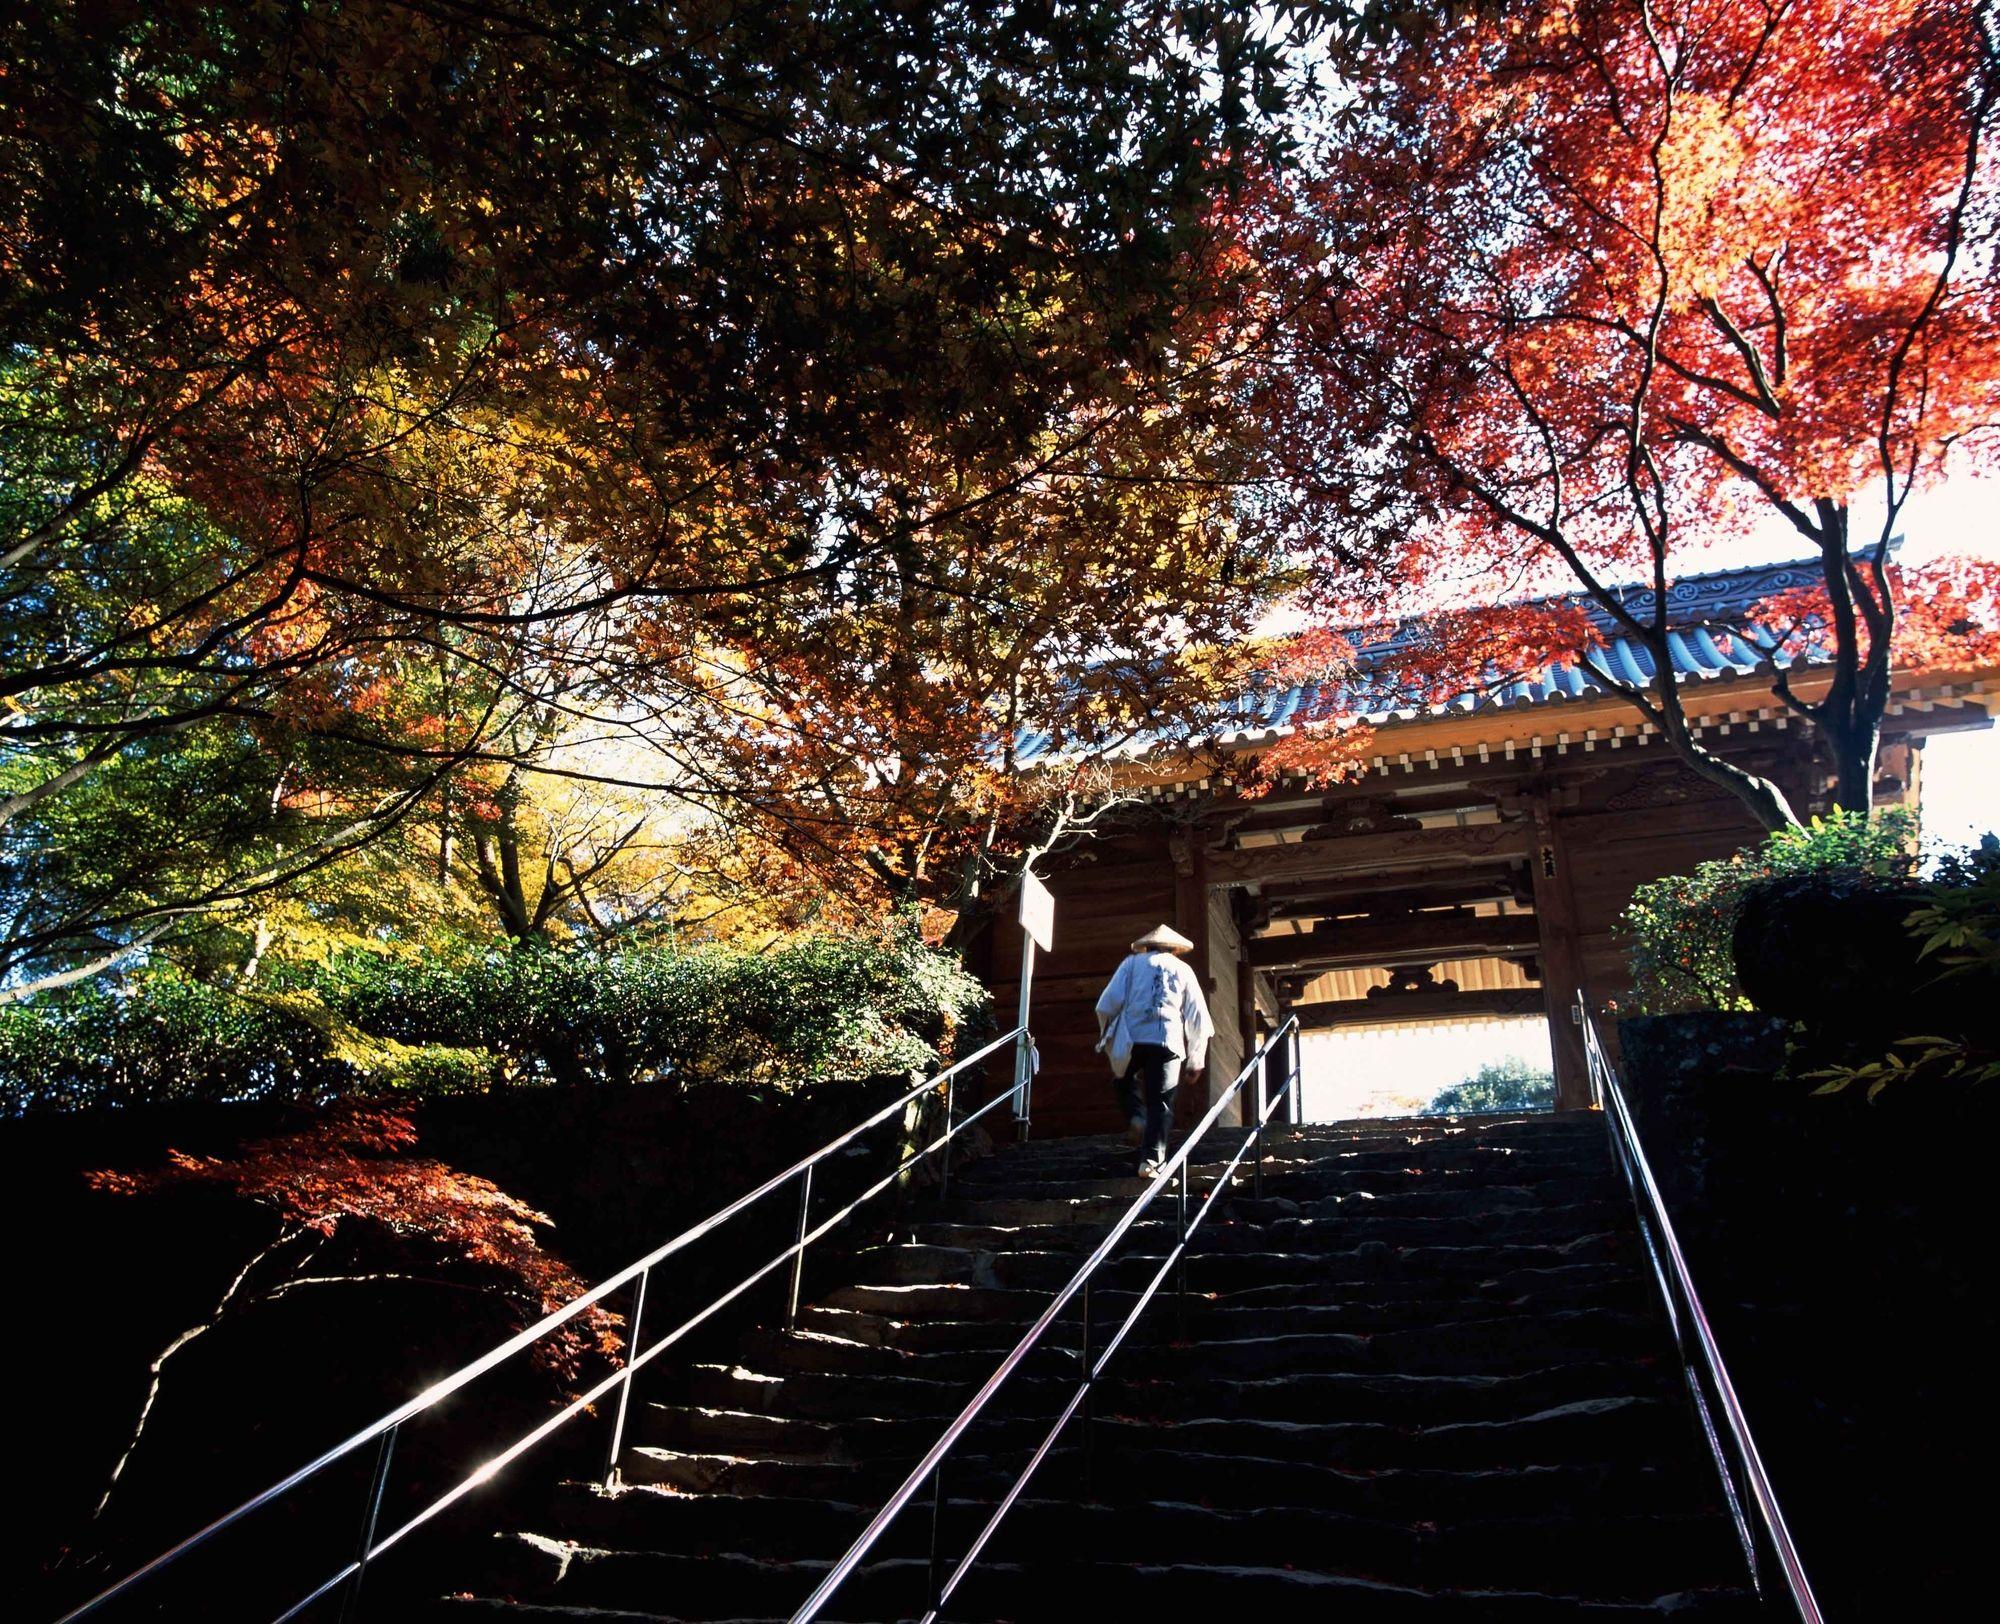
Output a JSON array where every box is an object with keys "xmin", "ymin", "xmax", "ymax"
[{"xmin": 1011, "ymin": 557, "xmax": 1829, "ymax": 766}]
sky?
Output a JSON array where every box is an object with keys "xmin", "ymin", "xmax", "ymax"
[{"xmin": 1295, "ymin": 475, "xmax": 1999, "ymax": 1121}]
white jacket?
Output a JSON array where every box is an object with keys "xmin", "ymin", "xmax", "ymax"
[{"xmin": 1094, "ymin": 951, "xmax": 1213, "ymax": 1079}]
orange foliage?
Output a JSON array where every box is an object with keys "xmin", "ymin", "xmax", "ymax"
[
  {"xmin": 1754, "ymin": 556, "xmax": 2000, "ymax": 673},
  {"xmin": 1253, "ymin": 600, "xmax": 1602, "ymax": 789},
  {"xmin": 89, "ymin": 1109, "xmax": 616, "ymax": 1374},
  {"xmin": 1254, "ymin": 0, "xmax": 1999, "ymax": 819}
]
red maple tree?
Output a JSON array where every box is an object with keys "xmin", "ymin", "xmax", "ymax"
[
  {"xmin": 1259, "ymin": 0, "xmax": 2000, "ymax": 824},
  {"xmin": 84, "ymin": 1109, "xmax": 613, "ymax": 1520}
]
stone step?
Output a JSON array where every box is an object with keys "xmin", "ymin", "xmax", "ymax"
[
  {"xmin": 802, "ymin": 1290, "xmax": 1661, "ymax": 1359},
  {"xmin": 947, "ymin": 1142, "xmax": 1607, "ymax": 1184},
  {"xmin": 616, "ymin": 1426, "xmax": 1722, "ymax": 1521},
  {"xmin": 633, "ymin": 1393, "xmax": 1690, "ymax": 1477},
  {"xmin": 528, "ymin": 1483, "xmax": 1746, "ymax": 1599},
  {"xmin": 868, "ymin": 1240, "xmax": 1648, "ymax": 1304},
  {"xmin": 799, "ymin": 1289, "xmax": 1655, "ymax": 1352},
  {"xmin": 976, "ymin": 1120, "xmax": 1604, "ymax": 1169},
  {"xmin": 452, "ymin": 1541, "xmax": 1756, "ymax": 1622},
  {"xmin": 736, "ymin": 1309, "xmax": 1664, "ymax": 1383},
  {"xmin": 905, "ymin": 1221, "xmax": 1637, "ymax": 1272},
  {"xmin": 686, "ymin": 1357, "xmax": 1672, "ymax": 1428},
  {"xmin": 906, "ymin": 1176, "xmax": 1625, "ymax": 1230},
  {"xmin": 931, "ymin": 1195, "xmax": 1629, "ymax": 1241},
  {"xmin": 935, "ymin": 1165, "xmax": 1619, "ymax": 1203},
  {"xmin": 947, "ymin": 1148, "xmax": 1612, "ymax": 1192},
  {"xmin": 730, "ymin": 1325, "xmax": 1085, "ymax": 1382},
  {"xmin": 829, "ymin": 1279, "xmax": 1650, "ymax": 1345},
  {"xmin": 962, "ymin": 1152, "xmax": 1607, "ymax": 1189},
  {"xmin": 631, "ymin": 1401, "xmax": 1048, "ymax": 1463},
  {"xmin": 848, "ymin": 1242, "xmax": 1646, "ymax": 1315}
]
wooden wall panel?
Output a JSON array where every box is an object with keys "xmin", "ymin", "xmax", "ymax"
[
  {"xmin": 987, "ymin": 845, "xmax": 1180, "ymax": 1138},
  {"xmin": 1555, "ymin": 789, "xmax": 1769, "ymax": 1023},
  {"xmin": 1203, "ymin": 882, "xmax": 1246, "ymax": 1124}
]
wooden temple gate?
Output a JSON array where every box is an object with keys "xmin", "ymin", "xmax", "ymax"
[{"xmin": 979, "ymin": 562, "xmax": 1996, "ymax": 1135}]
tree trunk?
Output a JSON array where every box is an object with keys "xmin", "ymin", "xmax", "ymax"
[
  {"xmin": 1655, "ymin": 712, "xmax": 1803, "ymax": 832},
  {"xmin": 93, "ymin": 1228, "xmax": 303, "ymax": 1519},
  {"xmin": 1826, "ymin": 720, "xmax": 1881, "ymax": 815}
]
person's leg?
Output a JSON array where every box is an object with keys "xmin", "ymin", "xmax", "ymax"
[
  {"xmin": 1114, "ymin": 1069, "xmax": 1144, "ymax": 1144},
  {"xmin": 1140, "ymin": 1050, "xmax": 1182, "ymax": 1171}
]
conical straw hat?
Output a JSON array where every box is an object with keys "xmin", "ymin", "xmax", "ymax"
[{"xmin": 1130, "ymin": 923, "xmax": 1195, "ymax": 954}]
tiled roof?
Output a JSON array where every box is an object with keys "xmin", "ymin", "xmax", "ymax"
[{"xmin": 1014, "ymin": 558, "xmax": 1825, "ymax": 767}]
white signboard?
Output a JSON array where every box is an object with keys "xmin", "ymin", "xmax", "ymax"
[{"xmin": 1018, "ymin": 869, "xmax": 1055, "ymax": 953}]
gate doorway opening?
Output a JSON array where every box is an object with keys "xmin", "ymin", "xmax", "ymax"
[{"xmin": 1296, "ymin": 1016, "xmax": 1555, "ymax": 1122}]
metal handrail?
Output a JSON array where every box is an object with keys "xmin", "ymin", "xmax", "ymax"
[
  {"xmin": 58, "ymin": 1023, "xmax": 1032, "ymax": 1624},
  {"xmin": 793, "ymin": 1015, "xmax": 1304, "ymax": 1624},
  {"xmin": 1579, "ymin": 1004, "xmax": 1822, "ymax": 1624}
]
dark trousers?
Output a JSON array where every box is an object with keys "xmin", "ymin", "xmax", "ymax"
[{"xmin": 1117, "ymin": 1042, "xmax": 1181, "ymax": 1165}]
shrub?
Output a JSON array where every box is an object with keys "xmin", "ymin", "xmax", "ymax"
[
  {"xmin": 0, "ymin": 971, "xmax": 356, "ymax": 1114},
  {"xmin": 1808, "ymin": 834, "xmax": 2000, "ymax": 1097},
  {"xmin": 1422, "ymin": 1057, "xmax": 1555, "ymax": 1116},
  {"xmin": 307, "ymin": 930, "xmax": 988, "ymax": 1091},
  {"xmin": 1621, "ymin": 809, "xmax": 1919, "ymax": 1015},
  {"xmin": 2, "ymin": 931, "xmax": 990, "ymax": 1115}
]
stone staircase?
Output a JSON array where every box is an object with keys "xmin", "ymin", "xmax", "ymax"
[{"xmin": 434, "ymin": 1112, "xmax": 1762, "ymax": 1620}]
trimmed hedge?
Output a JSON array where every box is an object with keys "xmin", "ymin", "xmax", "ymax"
[
  {"xmin": 0, "ymin": 975, "xmax": 356, "ymax": 1114},
  {"xmin": 1, "ymin": 933, "xmax": 989, "ymax": 1115}
]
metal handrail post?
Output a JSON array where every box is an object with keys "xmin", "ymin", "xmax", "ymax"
[
  {"xmin": 1253, "ymin": 1046, "xmax": 1268, "ymax": 1200},
  {"xmin": 1175, "ymin": 1161, "xmax": 1190, "ymax": 1338},
  {"xmin": 1078, "ymin": 1279, "xmax": 1095, "ymax": 1492},
  {"xmin": 1289, "ymin": 1024, "xmax": 1303, "ymax": 1125},
  {"xmin": 924, "ymin": 1460, "xmax": 948, "ymax": 1615},
  {"xmin": 1012, "ymin": 935, "xmax": 1037, "ymax": 1142},
  {"xmin": 603, "ymin": 1265, "xmax": 651, "ymax": 1487},
  {"xmin": 785, "ymin": 1164, "xmax": 815, "ymax": 1328},
  {"xmin": 337, "ymin": 1423, "xmax": 398, "ymax": 1624},
  {"xmin": 938, "ymin": 1071, "xmax": 956, "ymax": 1205}
]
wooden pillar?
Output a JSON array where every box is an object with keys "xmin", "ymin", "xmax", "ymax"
[
  {"xmin": 1169, "ymin": 828, "xmax": 1217, "ymax": 1125},
  {"xmin": 1524, "ymin": 795, "xmax": 1593, "ymax": 1112},
  {"xmin": 1236, "ymin": 968, "xmax": 1259, "ymax": 1105}
]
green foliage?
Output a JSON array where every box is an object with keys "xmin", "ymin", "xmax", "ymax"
[
  {"xmin": 1907, "ymin": 836, "xmax": 2000, "ymax": 985},
  {"xmin": 1620, "ymin": 809, "xmax": 1919, "ymax": 1015},
  {"xmin": 307, "ymin": 931, "xmax": 989, "ymax": 1091},
  {"xmin": 1, "ymin": 932, "xmax": 989, "ymax": 1115},
  {"xmin": 0, "ymin": 971, "xmax": 355, "ymax": 1115},
  {"xmin": 1422, "ymin": 1056, "xmax": 1555, "ymax": 1116}
]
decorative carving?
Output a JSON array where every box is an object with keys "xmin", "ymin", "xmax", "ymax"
[
  {"xmin": 1302, "ymin": 796, "xmax": 1422, "ymax": 841},
  {"xmin": 1367, "ymin": 964, "xmax": 1459, "ymax": 999},
  {"xmin": 1603, "ymin": 764, "xmax": 1733, "ymax": 812}
]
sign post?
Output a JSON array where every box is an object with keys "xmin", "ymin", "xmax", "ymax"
[{"xmin": 1013, "ymin": 869, "xmax": 1054, "ymax": 1140}]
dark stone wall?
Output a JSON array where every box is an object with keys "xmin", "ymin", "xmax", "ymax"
[
  {"xmin": 1617, "ymin": 1013, "xmax": 1997, "ymax": 1617},
  {"xmin": 6, "ymin": 1072, "xmax": 965, "ymax": 1617}
]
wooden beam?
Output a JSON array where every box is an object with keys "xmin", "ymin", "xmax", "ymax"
[
  {"xmin": 1293, "ymin": 988, "xmax": 1545, "ymax": 1029},
  {"xmin": 1247, "ymin": 912, "xmax": 1540, "ymax": 972},
  {"xmin": 1881, "ymin": 701, "xmax": 1993, "ymax": 739},
  {"xmin": 1220, "ymin": 787, "xmax": 1519, "ymax": 838},
  {"xmin": 1261, "ymin": 875, "xmax": 1520, "ymax": 920},
  {"xmin": 1205, "ymin": 822, "xmax": 1529, "ymax": 887}
]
